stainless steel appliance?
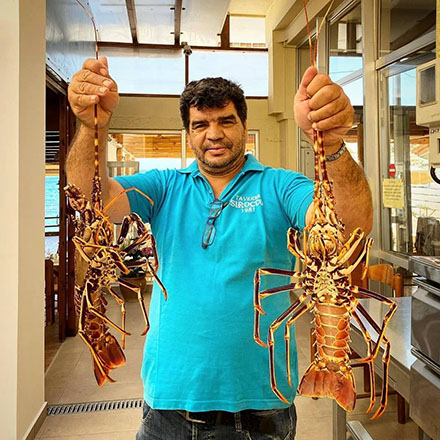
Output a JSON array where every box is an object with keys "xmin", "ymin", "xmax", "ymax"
[{"xmin": 409, "ymin": 256, "xmax": 440, "ymax": 440}]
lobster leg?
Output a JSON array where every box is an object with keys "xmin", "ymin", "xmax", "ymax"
[
  {"xmin": 254, "ymin": 267, "xmax": 303, "ymax": 347},
  {"xmin": 143, "ymin": 259, "xmax": 167, "ymax": 300},
  {"xmin": 354, "ymin": 290, "xmax": 397, "ymax": 419},
  {"xmin": 117, "ymin": 214, "xmax": 148, "ymax": 250},
  {"xmin": 83, "ymin": 282, "xmax": 131, "ymax": 337},
  {"xmin": 104, "ymin": 187, "xmax": 155, "ymax": 213},
  {"xmin": 284, "ymin": 300, "xmax": 314, "ymax": 385},
  {"xmin": 349, "ymin": 308, "xmax": 376, "ymax": 413},
  {"xmin": 147, "ymin": 233, "xmax": 160, "ymax": 273},
  {"xmin": 287, "ymin": 228, "xmax": 306, "ymax": 263},
  {"xmin": 339, "ymin": 237, "xmax": 373, "ymax": 276},
  {"xmin": 71, "ymin": 236, "xmax": 101, "ymax": 262},
  {"xmin": 336, "ymin": 228, "xmax": 365, "ymax": 265},
  {"xmin": 78, "ymin": 293, "xmax": 116, "ymax": 385},
  {"xmin": 106, "ymin": 285, "xmax": 127, "ymax": 349},
  {"xmin": 267, "ymin": 291, "xmax": 311, "ymax": 403},
  {"xmin": 118, "ymin": 276, "xmax": 150, "ymax": 336},
  {"xmin": 356, "ymin": 288, "xmax": 397, "ymax": 361}
]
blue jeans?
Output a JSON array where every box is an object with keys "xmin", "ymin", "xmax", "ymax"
[{"xmin": 136, "ymin": 402, "xmax": 297, "ymax": 440}]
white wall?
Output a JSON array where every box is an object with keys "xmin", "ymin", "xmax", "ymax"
[{"xmin": 0, "ymin": 0, "xmax": 46, "ymax": 438}]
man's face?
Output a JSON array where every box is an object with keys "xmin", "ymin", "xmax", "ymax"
[{"xmin": 187, "ymin": 101, "xmax": 247, "ymax": 174}]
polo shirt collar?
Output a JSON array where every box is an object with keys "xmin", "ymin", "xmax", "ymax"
[{"xmin": 177, "ymin": 154, "xmax": 264, "ymax": 177}]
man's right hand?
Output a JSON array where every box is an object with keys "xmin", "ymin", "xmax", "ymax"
[{"xmin": 68, "ymin": 56, "xmax": 119, "ymax": 128}]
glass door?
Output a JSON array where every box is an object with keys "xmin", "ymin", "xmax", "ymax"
[{"xmin": 379, "ymin": 49, "xmax": 440, "ymax": 256}]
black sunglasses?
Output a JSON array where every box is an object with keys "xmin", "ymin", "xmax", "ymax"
[{"xmin": 202, "ymin": 199, "xmax": 228, "ymax": 249}]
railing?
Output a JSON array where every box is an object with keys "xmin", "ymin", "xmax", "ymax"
[{"xmin": 45, "ymin": 215, "xmax": 60, "ymax": 236}]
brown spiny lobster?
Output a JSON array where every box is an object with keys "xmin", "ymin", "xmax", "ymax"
[
  {"xmin": 65, "ymin": 0, "xmax": 167, "ymax": 386},
  {"xmin": 253, "ymin": 0, "xmax": 396, "ymax": 419}
]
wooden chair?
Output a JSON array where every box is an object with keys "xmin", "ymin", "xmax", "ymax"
[
  {"xmin": 360, "ymin": 263, "xmax": 403, "ymax": 298},
  {"xmin": 45, "ymin": 259, "xmax": 55, "ymax": 325},
  {"xmin": 44, "ymin": 259, "xmax": 59, "ymax": 326}
]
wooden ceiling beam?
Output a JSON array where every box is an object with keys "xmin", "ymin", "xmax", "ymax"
[
  {"xmin": 173, "ymin": 0, "xmax": 183, "ymax": 46},
  {"xmin": 99, "ymin": 41, "xmax": 268, "ymax": 52},
  {"xmin": 220, "ymin": 14, "xmax": 230, "ymax": 49},
  {"xmin": 126, "ymin": 0, "xmax": 138, "ymax": 45}
]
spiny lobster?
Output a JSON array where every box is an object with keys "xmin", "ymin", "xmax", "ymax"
[
  {"xmin": 65, "ymin": 0, "xmax": 167, "ymax": 386},
  {"xmin": 253, "ymin": 0, "xmax": 396, "ymax": 419}
]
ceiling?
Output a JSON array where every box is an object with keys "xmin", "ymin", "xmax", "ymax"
[
  {"xmin": 46, "ymin": 0, "xmax": 272, "ymax": 84},
  {"xmin": 87, "ymin": 0, "xmax": 273, "ymax": 46}
]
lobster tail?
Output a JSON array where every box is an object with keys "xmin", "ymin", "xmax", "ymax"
[
  {"xmin": 84, "ymin": 333, "xmax": 126, "ymax": 386},
  {"xmin": 298, "ymin": 362, "xmax": 356, "ymax": 412},
  {"xmin": 93, "ymin": 361, "xmax": 113, "ymax": 387}
]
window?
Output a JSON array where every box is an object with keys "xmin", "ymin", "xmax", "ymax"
[
  {"xmin": 109, "ymin": 131, "xmax": 184, "ymax": 171},
  {"xmin": 379, "ymin": 49, "xmax": 440, "ymax": 256},
  {"xmin": 101, "ymin": 47, "xmax": 185, "ymax": 95},
  {"xmin": 297, "ymin": 37, "xmax": 317, "ymax": 179},
  {"xmin": 229, "ymin": 16, "xmax": 266, "ymax": 48},
  {"xmin": 380, "ymin": 0, "xmax": 436, "ymax": 57},
  {"xmin": 328, "ymin": 2, "xmax": 363, "ymax": 164},
  {"xmin": 189, "ymin": 50, "xmax": 268, "ymax": 97}
]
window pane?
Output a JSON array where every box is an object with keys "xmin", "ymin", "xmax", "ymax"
[
  {"xmin": 180, "ymin": 0, "xmax": 229, "ymax": 47},
  {"xmin": 189, "ymin": 50, "xmax": 268, "ymax": 96},
  {"xmin": 328, "ymin": 3, "xmax": 363, "ymax": 164},
  {"xmin": 380, "ymin": 0, "xmax": 436, "ymax": 57},
  {"xmin": 298, "ymin": 38, "xmax": 316, "ymax": 179},
  {"xmin": 380, "ymin": 51, "xmax": 440, "ymax": 256},
  {"xmin": 245, "ymin": 132, "xmax": 258, "ymax": 157},
  {"xmin": 45, "ymin": 175, "xmax": 59, "ymax": 257},
  {"xmin": 136, "ymin": 0, "xmax": 175, "ymax": 45},
  {"xmin": 101, "ymin": 47, "xmax": 185, "ymax": 94},
  {"xmin": 89, "ymin": 0, "xmax": 132, "ymax": 43},
  {"xmin": 110, "ymin": 133, "xmax": 182, "ymax": 171},
  {"xmin": 230, "ymin": 16, "xmax": 266, "ymax": 47}
]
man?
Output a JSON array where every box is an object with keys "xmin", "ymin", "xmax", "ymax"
[{"xmin": 67, "ymin": 56, "xmax": 372, "ymax": 439}]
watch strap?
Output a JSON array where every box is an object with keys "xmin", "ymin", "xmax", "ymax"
[{"xmin": 325, "ymin": 141, "xmax": 347, "ymax": 162}]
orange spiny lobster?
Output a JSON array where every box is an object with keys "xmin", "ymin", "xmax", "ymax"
[
  {"xmin": 253, "ymin": 0, "xmax": 396, "ymax": 419},
  {"xmin": 65, "ymin": 0, "xmax": 167, "ymax": 386}
]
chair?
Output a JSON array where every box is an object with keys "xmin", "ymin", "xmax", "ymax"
[
  {"xmin": 360, "ymin": 263, "xmax": 403, "ymax": 298},
  {"xmin": 45, "ymin": 259, "xmax": 55, "ymax": 325}
]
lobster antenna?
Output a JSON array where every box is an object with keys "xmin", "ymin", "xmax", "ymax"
[
  {"xmin": 75, "ymin": 0, "xmax": 99, "ymax": 60},
  {"xmin": 302, "ymin": 0, "xmax": 334, "ymax": 67},
  {"xmin": 75, "ymin": 0, "xmax": 102, "ymax": 208},
  {"xmin": 302, "ymin": 0, "xmax": 334, "ymax": 183},
  {"xmin": 302, "ymin": 0, "xmax": 314, "ymax": 66}
]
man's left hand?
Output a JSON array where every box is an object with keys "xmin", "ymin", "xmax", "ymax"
[{"xmin": 294, "ymin": 66, "xmax": 354, "ymax": 148}]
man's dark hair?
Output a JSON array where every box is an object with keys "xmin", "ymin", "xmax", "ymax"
[{"xmin": 180, "ymin": 77, "xmax": 247, "ymax": 131}]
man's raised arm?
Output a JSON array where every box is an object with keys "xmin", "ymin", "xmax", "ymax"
[
  {"xmin": 295, "ymin": 66, "xmax": 373, "ymax": 236},
  {"xmin": 66, "ymin": 56, "xmax": 130, "ymax": 223}
]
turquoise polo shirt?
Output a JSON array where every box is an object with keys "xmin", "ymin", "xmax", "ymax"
[{"xmin": 114, "ymin": 155, "xmax": 313, "ymax": 412}]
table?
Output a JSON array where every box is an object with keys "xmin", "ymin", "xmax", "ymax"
[{"xmin": 332, "ymin": 297, "xmax": 415, "ymax": 440}]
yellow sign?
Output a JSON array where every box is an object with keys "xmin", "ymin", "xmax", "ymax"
[{"xmin": 383, "ymin": 178, "xmax": 404, "ymax": 209}]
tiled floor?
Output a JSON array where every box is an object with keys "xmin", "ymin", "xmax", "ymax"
[{"xmin": 39, "ymin": 293, "xmax": 419, "ymax": 439}]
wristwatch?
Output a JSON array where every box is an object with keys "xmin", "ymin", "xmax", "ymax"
[{"xmin": 325, "ymin": 141, "xmax": 347, "ymax": 162}]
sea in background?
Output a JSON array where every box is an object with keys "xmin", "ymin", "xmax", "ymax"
[{"xmin": 45, "ymin": 176, "xmax": 60, "ymax": 257}]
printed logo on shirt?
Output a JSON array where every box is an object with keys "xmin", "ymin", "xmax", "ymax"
[{"xmin": 230, "ymin": 194, "xmax": 264, "ymax": 213}]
